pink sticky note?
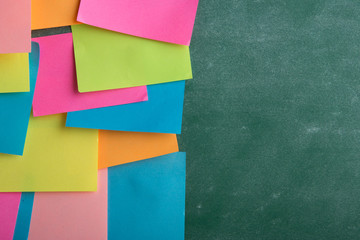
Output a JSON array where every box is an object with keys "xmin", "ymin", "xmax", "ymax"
[
  {"xmin": 77, "ymin": 0, "xmax": 199, "ymax": 46},
  {"xmin": 28, "ymin": 169, "xmax": 107, "ymax": 240},
  {"xmin": 0, "ymin": 193, "xmax": 21, "ymax": 240},
  {"xmin": 32, "ymin": 33, "xmax": 148, "ymax": 117},
  {"xmin": 0, "ymin": 0, "xmax": 31, "ymax": 53}
]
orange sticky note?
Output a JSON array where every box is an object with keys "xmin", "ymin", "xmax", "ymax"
[
  {"xmin": 98, "ymin": 130, "xmax": 179, "ymax": 169},
  {"xmin": 31, "ymin": 0, "xmax": 81, "ymax": 30}
]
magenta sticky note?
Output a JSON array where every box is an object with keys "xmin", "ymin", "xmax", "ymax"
[
  {"xmin": 0, "ymin": 193, "xmax": 21, "ymax": 240},
  {"xmin": 32, "ymin": 33, "xmax": 148, "ymax": 117},
  {"xmin": 77, "ymin": 0, "xmax": 199, "ymax": 46},
  {"xmin": 0, "ymin": 0, "xmax": 31, "ymax": 53}
]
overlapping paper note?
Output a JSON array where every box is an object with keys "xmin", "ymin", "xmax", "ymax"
[
  {"xmin": 0, "ymin": 193, "xmax": 21, "ymax": 240},
  {"xmin": 0, "ymin": 53, "xmax": 29, "ymax": 93},
  {"xmin": 0, "ymin": 113, "xmax": 97, "ymax": 192},
  {"xmin": 72, "ymin": 24, "xmax": 192, "ymax": 92},
  {"xmin": 31, "ymin": 0, "xmax": 80, "ymax": 29},
  {"xmin": 0, "ymin": 0, "xmax": 31, "ymax": 53},
  {"xmin": 28, "ymin": 169, "xmax": 107, "ymax": 240},
  {"xmin": 33, "ymin": 33, "xmax": 148, "ymax": 116},
  {"xmin": 108, "ymin": 152, "xmax": 186, "ymax": 240},
  {"xmin": 67, "ymin": 81, "xmax": 186, "ymax": 134},
  {"xmin": 0, "ymin": 0, "xmax": 195, "ymax": 238},
  {"xmin": 99, "ymin": 131, "xmax": 179, "ymax": 168},
  {"xmin": 0, "ymin": 43, "xmax": 38, "ymax": 155},
  {"xmin": 77, "ymin": 0, "xmax": 198, "ymax": 45}
]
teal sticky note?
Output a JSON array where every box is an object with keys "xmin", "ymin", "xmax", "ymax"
[
  {"xmin": 66, "ymin": 81, "xmax": 185, "ymax": 134},
  {"xmin": 13, "ymin": 193, "xmax": 34, "ymax": 240},
  {"xmin": 0, "ymin": 42, "xmax": 39, "ymax": 155},
  {"xmin": 108, "ymin": 152, "xmax": 186, "ymax": 240}
]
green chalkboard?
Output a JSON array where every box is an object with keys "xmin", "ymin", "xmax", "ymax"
[{"xmin": 178, "ymin": 0, "xmax": 360, "ymax": 239}]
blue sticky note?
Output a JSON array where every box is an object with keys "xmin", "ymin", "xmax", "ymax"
[
  {"xmin": 13, "ymin": 193, "xmax": 34, "ymax": 240},
  {"xmin": 108, "ymin": 152, "xmax": 186, "ymax": 240},
  {"xmin": 66, "ymin": 81, "xmax": 185, "ymax": 134},
  {"xmin": 0, "ymin": 42, "xmax": 40, "ymax": 155}
]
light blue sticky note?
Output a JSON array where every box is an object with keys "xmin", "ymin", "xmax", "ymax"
[
  {"xmin": 108, "ymin": 152, "xmax": 186, "ymax": 240},
  {"xmin": 0, "ymin": 42, "xmax": 40, "ymax": 155},
  {"xmin": 66, "ymin": 81, "xmax": 185, "ymax": 134},
  {"xmin": 13, "ymin": 193, "xmax": 34, "ymax": 240}
]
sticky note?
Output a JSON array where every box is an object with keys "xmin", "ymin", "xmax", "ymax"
[
  {"xmin": 31, "ymin": 0, "xmax": 80, "ymax": 30},
  {"xmin": 67, "ymin": 81, "xmax": 185, "ymax": 134},
  {"xmin": 108, "ymin": 152, "xmax": 186, "ymax": 240},
  {"xmin": 0, "ymin": 42, "xmax": 39, "ymax": 155},
  {"xmin": 0, "ymin": 113, "xmax": 98, "ymax": 192},
  {"xmin": 28, "ymin": 169, "xmax": 107, "ymax": 240},
  {"xmin": 77, "ymin": 0, "xmax": 198, "ymax": 45},
  {"xmin": 28, "ymin": 169, "xmax": 108, "ymax": 240},
  {"xmin": 0, "ymin": 193, "xmax": 21, "ymax": 240},
  {"xmin": 0, "ymin": 0, "xmax": 31, "ymax": 53},
  {"xmin": 99, "ymin": 130, "xmax": 179, "ymax": 169},
  {"xmin": 13, "ymin": 193, "xmax": 34, "ymax": 240},
  {"xmin": 33, "ymin": 33, "xmax": 148, "ymax": 117},
  {"xmin": 0, "ymin": 53, "xmax": 29, "ymax": 93},
  {"xmin": 72, "ymin": 24, "xmax": 192, "ymax": 92}
]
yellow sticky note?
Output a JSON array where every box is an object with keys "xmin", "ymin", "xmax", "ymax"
[
  {"xmin": 0, "ymin": 113, "xmax": 98, "ymax": 192},
  {"xmin": 0, "ymin": 53, "xmax": 29, "ymax": 93}
]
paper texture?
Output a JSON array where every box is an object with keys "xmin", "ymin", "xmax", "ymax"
[
  {"xmin": 28, "ymin": 169, "xmax": 107, "ymax": 240},
  {"xmin": 0, "ymin": 53, "xmax": 29, "ymax": 93},
  {"xmin": 33, "ymin": 33, "xmax": 148, "ymax": 117},
  {"xmin": 108, "ymin": 152, "xmax": 186, "ymax": 240},
  {"xmin": 67, "ymin": 81, "xmax": 185, "ymax": 134},
  {"xmin": 72, "ymin": 24, "xmax": 192, "ymax": 92},
  {"xmin": 77, "ymin": 0, "xmax": 198, "ymax": 45},
  {"xmin": 0, "ymin": 0, "xmax": 31, "ymax": 53},
  {"xmin": 0, "ymin": 113, "xmax": 98, "ymax": 192},
  {"xmin": 0, "ymin": 42, "xmax": 39, "ymax": 155},
  {"xmin": 99, "ymin": 130, "xmax": 179, "ymax": 169},
  {"xmin": 0, "ymin": 193, "xmax": 21, "ymax": 240},
  {"xmin": 31, "ymin": 0, "xmax": 80, "ymax": 29}
]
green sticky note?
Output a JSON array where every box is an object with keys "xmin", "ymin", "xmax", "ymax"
[
  {"xmin": 0, "ymin": 53, "xmax": 29, "ymax": 93},
  {"xmin": 71, "ymin": 24, "xmax": 192, "ymax": 92}
]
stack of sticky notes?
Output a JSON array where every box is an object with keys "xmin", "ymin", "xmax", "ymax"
[{"xmin": 0, "ymin": 0, "xmax": 198, "ymax": 239}]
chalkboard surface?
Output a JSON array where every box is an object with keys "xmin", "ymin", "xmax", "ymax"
[
  {"xmin": 33, "ymin": 1, "xmax": 360, "ymax": 239},
  {"xmin": 179, "ymin": 0, "xmax": 360, "ymax": 239}
]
